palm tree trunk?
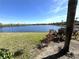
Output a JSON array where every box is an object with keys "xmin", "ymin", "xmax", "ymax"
[
  {"xmin": 43, "ymin": 0, "xmax": 78, "ymax": 59},
  {"xmin": 52, "ymin": 0, "xmax": 78, "ymax": 57},
  {"xmin": 63, "ymin": 0, "xmax": 78, "ymax": 52}
]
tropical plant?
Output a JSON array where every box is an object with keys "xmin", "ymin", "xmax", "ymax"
[{"xmin": 0, "ymin": 48, "xmax": 14, "ymax": 59}]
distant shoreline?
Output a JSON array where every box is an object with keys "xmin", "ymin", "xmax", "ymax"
[
  {"xmin": 0, "ymin": 23, "xmax": 79, "ymax": 29},
  {"xmin": 0, "ymin": 24, "xmax": 57, "ymax": 27}
]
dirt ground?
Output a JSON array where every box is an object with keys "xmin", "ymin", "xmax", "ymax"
[{"xmin": 34, "ymin": 40, "xmax": 79, "ymax": 59}]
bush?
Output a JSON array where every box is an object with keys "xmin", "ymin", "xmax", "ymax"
[{"xmin": 0, "ymin": 48, "xmax": 14, "ymax": 59}]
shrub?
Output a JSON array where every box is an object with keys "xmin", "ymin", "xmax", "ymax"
[{"xmin": 0, "ymin": 48, "xmax": 14, "ymax": 59}]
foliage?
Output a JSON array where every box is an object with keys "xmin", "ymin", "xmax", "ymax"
[{"xmin": 0, "ymin": 48, "xmax": 14, "ymax": 59}]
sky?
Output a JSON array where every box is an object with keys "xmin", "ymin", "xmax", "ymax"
[{"xmin": 0, "ymin": 0, "xmax": 79, "ymax": 24}]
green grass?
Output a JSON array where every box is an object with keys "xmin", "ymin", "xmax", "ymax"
[{"xmin": 0, "ymin": 32, "xmax": 47, "ymax": 59}]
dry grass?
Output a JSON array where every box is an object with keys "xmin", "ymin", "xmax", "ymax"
[{"xmin": 0, "ymin": 32, "xmax": 47, "ymax": 59}]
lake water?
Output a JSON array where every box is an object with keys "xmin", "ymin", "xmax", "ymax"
[{"xmin": 0, "ymin": 25, "xmax": 62, "ymax": 32}]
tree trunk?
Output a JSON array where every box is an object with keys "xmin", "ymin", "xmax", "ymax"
[
  {"xmin": 63, "ymin": 0, "xmax": 78, "ymax": 52},
  {"xmin": 43, "ymin": 0, "xmax": 78, "ymax": 59},
  {"xmin": 51, "ymin": 0, "xmax": 78, "ymax": 57}
]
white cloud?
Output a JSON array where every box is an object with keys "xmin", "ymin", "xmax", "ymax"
[
  {"xmin": 47, "ymin": 0, "xmax": 79, "ymax": 22},
  {"xmin": 48, "ymin": 0, "xmax": 68, "ymax": 14},
  {"xmin": 44, "ymin": 0, "xmax": 68, "ymax": 23},
  {"xmin": 41, "ymin": 15, "xmax": 67, "ymax": 23}
]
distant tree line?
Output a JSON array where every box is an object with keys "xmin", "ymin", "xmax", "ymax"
[
  {"xmin": 52, "ymin": 20, "xmax": 79, "ymax": 26},
  {"xmin": 0, "ymin": 20, "xmax": 79, "ymax": 27},
  {"xmin": 0, "ymin": 23, "xmax": 33, "ymax": 27},
  {"xmin": 0, "ymin": 23, "xmax": 2, "ymax": 27}
]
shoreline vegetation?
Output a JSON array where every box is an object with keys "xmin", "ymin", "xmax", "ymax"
[
  {"xmin": 0, "ymin": 20, "xmax": 79, "ymax": 27},
  {"xmin": 0, "ymin": 23, "xmax": 64, "ymax": 27}
]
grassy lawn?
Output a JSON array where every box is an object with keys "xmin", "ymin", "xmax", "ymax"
[{"xmin": 0, "ymin": 32, "xmax": 47, "ymax": 59}]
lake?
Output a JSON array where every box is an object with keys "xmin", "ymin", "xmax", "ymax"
[{"xmin": 0, "ymin": 25, "xmax": 62, "ymax": 32}]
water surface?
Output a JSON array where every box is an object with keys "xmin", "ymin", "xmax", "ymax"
[{"xmin": 0, "ymin": 25, "xmax": 62, "ymax": 32}]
